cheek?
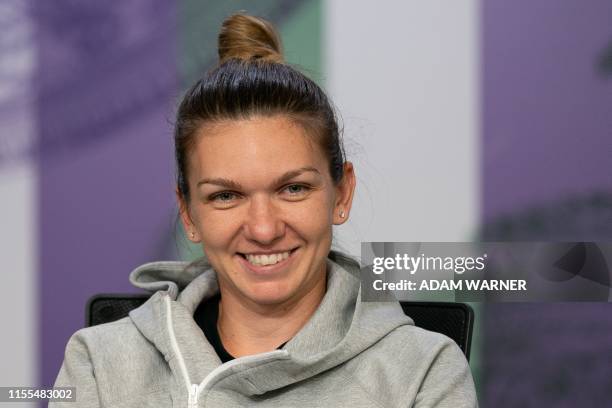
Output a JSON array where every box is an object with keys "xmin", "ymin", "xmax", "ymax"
[
  {"xmin": 194, "ymin": 206, "xmax": 243, "ymax": 251},
  {"xmin": 287, "ymin": 193, "xmax": 335, "ymax": 238}
]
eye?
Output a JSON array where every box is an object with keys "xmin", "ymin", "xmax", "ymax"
[
  {"xmin": 209, "ymin": 191, "xmax": 240, "ymax": 205},
  {"xmin": 214, "ymin": 192, "xmax": 235, "ymax": 201},
  {"xmin": 281, "ymin": 184, "xmax": 311, "ymax": 198}
]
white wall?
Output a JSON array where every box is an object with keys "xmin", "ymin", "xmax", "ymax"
[
  {"xmin": 0, "ymin": 2, "xmax": 37, "ymax": 401},
  {"xmin": 325, "ymin": 0, "xmax": 480, "ymax": 258}
]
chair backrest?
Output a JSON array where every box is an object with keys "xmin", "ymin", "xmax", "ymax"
[
  {"xmin": 87, "ymin": 294, "xmax": 474, "ymax": 360},
  {"xmin": 399, "ymin": 302, "xmax": 474, "ymax": 360},
  {"xmin": 86, "ymin": 294, "xmax": 149, "ymax": 327}
]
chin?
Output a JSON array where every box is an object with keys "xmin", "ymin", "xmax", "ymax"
[{"xmin": 243, "ymin": 280, "xmax": 297, "ymax": 306}]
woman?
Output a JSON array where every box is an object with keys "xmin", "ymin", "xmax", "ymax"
[{"xmin": 52, "ymin": 14, "xmax": 477, "ymax": 407}]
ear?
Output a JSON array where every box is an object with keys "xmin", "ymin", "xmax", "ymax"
[
  {"xmin": 176, "ymin": 188, "xmax": 201, "ymax": 243},
  {"xmin": 333, "ymin": 162, "xmax": 356, "ymax": 225}
]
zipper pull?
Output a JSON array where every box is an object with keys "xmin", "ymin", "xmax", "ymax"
[{"xmin": 188, "ymin": 383, "xmax": 199, "ymax": 408}]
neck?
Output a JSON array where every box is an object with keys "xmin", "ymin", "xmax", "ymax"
[{"xmin": 217, "ymin": 272, "xmax": 327, "ymax": 358}]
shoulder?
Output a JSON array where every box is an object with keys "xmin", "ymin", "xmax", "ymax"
[
  {"xmin": 55, "ymin": 318, "xmax": 172, "ymax": 407},
  {"xmin": 67, "ymin": 317, "xmax": 140, "ymax": 349},
  {"xmin": 345, "ymin": 325, "xmax": 475, "ymax": 407},
  {"xmin": 388, "ymin": 323, "xmax": 461, "ymax": 355},
  {"xmin": 354, "ymin": 323, "xmax": 466, "ymax": 374},
  {"xmin": 62, "ymin": 317, "xmax": 162, "ymax": 370},
  {"xmin": 59, "ymin": 318, "xmax": 171, "ymax": 399}
]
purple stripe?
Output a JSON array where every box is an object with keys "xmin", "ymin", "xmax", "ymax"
[
  {"xmin": 482, "ymin": 1, "xmax": 612, "ymax": 406},
  {"xmin": 483, "ymin": 0, "xmax": 612, "ymax": 220},
  {"xmin": 37, "ymin": 3, "xmax": 177, "ymax": 388}
]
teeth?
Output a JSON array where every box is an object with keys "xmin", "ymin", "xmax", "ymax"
[{"xmin": 245, "ymin": 251, "xmax": 291, "ymax": 266}]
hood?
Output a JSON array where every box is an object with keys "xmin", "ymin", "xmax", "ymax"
[
  {"xmin": 129, "ymin": 259, "xmax": 208, "ymax": 299},
  {"xmin": 127, "ymin": 252, "xmax": 413, "ymax": 397}
]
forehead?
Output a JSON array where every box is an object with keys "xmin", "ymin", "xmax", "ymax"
[{"xmin": 190, "ymin": 116, "xmax": 327, "ymax": 181}]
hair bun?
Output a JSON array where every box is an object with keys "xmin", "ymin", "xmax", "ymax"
[{"xmin": 218, "ymin": 14, "xmax": 283, "ymax": 64}]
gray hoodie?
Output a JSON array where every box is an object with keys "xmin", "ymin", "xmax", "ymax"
[{"xmin": 51, "ymin": 255, "xmax": 478, "ymax": 407}]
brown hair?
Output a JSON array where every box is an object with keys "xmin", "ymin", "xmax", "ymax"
[
  {"xmin": 175, "ymin": 13, "xmax": 345, "ymax": 201},
  {"xmin": 218, "ymin": 14, "xmax": 283, "ymax": 64}
]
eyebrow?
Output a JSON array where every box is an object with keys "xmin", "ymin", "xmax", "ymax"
[
  {"xmin": 196, "ymin": 166, "xmax": 321, "ymax": 190},
  {"xmin": 273, "ymin": 166, "xmax": 321, "ymax": 186}
]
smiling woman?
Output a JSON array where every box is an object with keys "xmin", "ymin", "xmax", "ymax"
[
  {"xmin": 51, "ymin": 13, "xmax": 477, "ymax": 408},
  {"xmin": 181, "ymin": 116, "xmax": 353, "ymax": 357}
]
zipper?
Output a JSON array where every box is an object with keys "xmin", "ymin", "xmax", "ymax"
[
  {"xmin": 188, "ymin": 383, "xmax": 199, "ymax": 408},
  {"xmin": 164, "ymin": 295, "xmax": 290, "ymax": 407},
  {"xmin": 165, "ymin": 296, "xmax": 192, "ymax": 393},
  {"xmin": 185, "ymin": 349, "xmax": 289, "ymax": 407},
  {"xmin": 164, "ymin": 295, "xmax": 194, "ymax": 407}
]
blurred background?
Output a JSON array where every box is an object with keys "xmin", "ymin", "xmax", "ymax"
[{"xmin": 1, "ymin": 0, "xmax": 611, "ymax": 406}]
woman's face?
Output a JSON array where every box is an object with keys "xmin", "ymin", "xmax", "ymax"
[{"xmin": 179, "ymin": 115, "xmax": 355, "ymax": 306}]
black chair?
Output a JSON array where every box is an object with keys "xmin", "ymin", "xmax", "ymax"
[
  {"xmin": 87, "ymin": 294, "xmax": 474, "ymax": 360},
  {"xmin": 399, "ymin": 302, "xmax": 473, "ymax": 360}
]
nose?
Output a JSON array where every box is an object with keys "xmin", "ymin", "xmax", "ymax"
[{"xmin": 243, "ymin": 195, "xmax": 285, "ymax": 245}]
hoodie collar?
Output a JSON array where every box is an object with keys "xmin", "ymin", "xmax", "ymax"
[
  {"xmin": 129, "ymin": 260, "xmax": 201, "ymax": 299},
  {"xmin": 128, "ymin": 256, "xmax": 413, "ymax": 396},
  {"xmin": 244, "ymin": 259, "xmax": 412, "ymax": 394}
]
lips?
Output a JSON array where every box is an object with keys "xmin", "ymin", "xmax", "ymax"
[
  {"xmin": 236, "ymin": 248, "xmax": 299, "ymax": 274},
  {"xmin": 244, "ymin": 251, "xmax": 290, "ymax": 266}
]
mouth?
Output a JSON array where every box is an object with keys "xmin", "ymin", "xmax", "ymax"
[{"xmin": 236, "ymin": 248, "xmax": 299, "ymax": 272}]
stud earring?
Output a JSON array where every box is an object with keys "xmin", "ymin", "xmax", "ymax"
[
  {"xmin": 339, "ymin": 210, "xmax": 346, "ymax": 219},
  {"xmin": 190, "ymin": 231, "xmax": 195, "ymax": 239}
]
